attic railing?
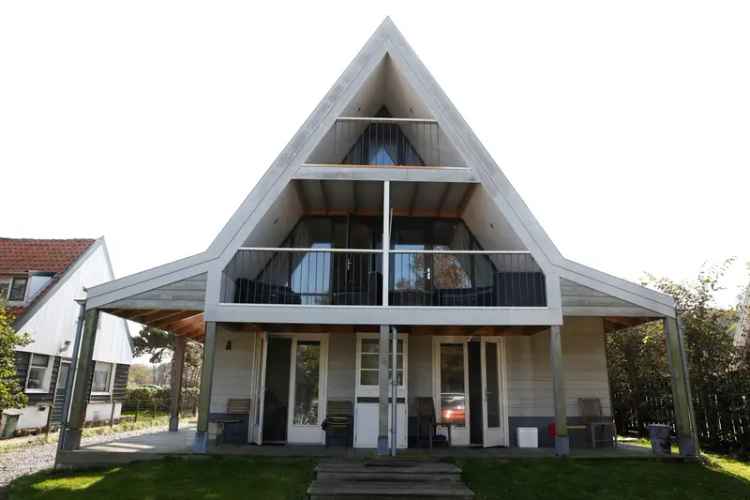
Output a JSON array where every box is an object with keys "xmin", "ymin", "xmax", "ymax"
[
  {"xmin": 223, "ymin": 247, "xmax": 546, "ymax": 308},
  {"xmin": 306, "ymin": 116, "xmax": 447, "ymax": 167}
]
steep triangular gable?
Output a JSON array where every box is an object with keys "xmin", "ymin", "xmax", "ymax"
[{"xmin": 86, "ymin": 17, "xmax": 675, "ymax": 319}]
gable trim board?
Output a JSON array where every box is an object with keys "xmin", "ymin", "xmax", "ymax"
[{"xmin": 83, "ymin": 17, "xmax": 675, "ymax": 321}]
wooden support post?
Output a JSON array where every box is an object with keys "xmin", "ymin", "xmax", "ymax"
[
  {"xmin": 61, "ymin": 308, "xmax": 99, "ymax": 451},
  {"xmin": 550, "ymin": 325, "xmax": 569, "ymax": 456},
  {"xmin": 664, "ymin": 317, "xmax": 698, "ymax": 456},
  {"xmin": 377, "ymin": 324, "xmax": 390, "ymax": 455},
  {"xmin": 382, "ymin": 180, "xmax": 390, "ymax": 307},
  {"xmin": 169, "ymin": 335, "xmax": 187, "ymax": 432},
  {"xmin": 192, "ymin": 322, "xmax": 217, "ymax": 453}
]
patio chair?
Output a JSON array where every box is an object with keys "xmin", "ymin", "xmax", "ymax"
[
  {"xmin": 321, "ymin": 400, "xmax": 353, "ymax": 447},
  {"xmin": 577, "ymin": 398, "xmax": 617, "ymax": 448},
  {"xmin": 415, "ymin": 397, "xmax": 450, "ymax": 448},
  {"xmin": 215, "ymin": 398, "xmax": 252, "ymax": 446}
]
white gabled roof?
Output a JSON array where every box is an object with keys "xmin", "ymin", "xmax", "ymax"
[{"xmin": 86, "ymin": 17, "xmax": 675, "ymax": 318}]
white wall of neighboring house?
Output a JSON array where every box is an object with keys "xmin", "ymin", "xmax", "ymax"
[{"xmin": 16, "ymin": 241, "xmax": 133, "ymax": 366}]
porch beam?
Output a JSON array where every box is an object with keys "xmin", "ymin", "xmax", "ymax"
[
  {"xmin": 169, "ymin": 335, "xmax": 187, "ymax": 432},
  {"xmin": 664, "ymin": 317, "xmax": 699, "ymax": 456},
  {"xmin": 378, "ymin": 324, "xmax": 390, "ymax": 455},
  {"xmin": 193, "ymin": 321, "xmax": 217, "ymax": 453},
  {"xmin": 550, "ymin": 325, "xmax": 569, "ymax": 456},
  {"xmin": 61, "ymin": 308, "xmax": 100, "ymax": 451}
]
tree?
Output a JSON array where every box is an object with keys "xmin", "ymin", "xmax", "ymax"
[
  {"xmin": 0, "ymin": 302, "xmax": 31, "ymax": 412},
  {"xmin": 131, "ymin": 326, "xmax": 202, "ymax": 388}
]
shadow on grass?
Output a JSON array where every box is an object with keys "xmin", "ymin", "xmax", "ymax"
[
  {"xmin": 458, "ymin": 458, "xmax": 750, "ymax": 500},
  {"xmin": 9, "ymin": 456, "xmax": 315, "ymax": 500}
]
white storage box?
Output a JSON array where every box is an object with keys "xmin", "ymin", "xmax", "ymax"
[{"xmin": 517, "ymin": 427, "xmax": 539, "ymax": 448}]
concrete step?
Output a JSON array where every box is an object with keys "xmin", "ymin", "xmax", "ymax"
[
  {"xmin": 316, "ymin": 471, "xmax": 462, "ymax": 482},
  {"xmin": 307, "ymin": 479, "xmax": 475, "ymax": 500},
  {"xmin": 316, "ymin": 460, "xmax": 462, "ymax": 480}
]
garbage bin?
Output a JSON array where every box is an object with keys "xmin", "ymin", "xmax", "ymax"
[
  {"xmin": 1, "ymin": 409, "xmax": 23, "ymax": 439},
  {"xmin": 647, "ymin": 424, "xmax": 672, "ymax": 456}
]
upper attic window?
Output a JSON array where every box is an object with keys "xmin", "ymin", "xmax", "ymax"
[{"xmin": 340, "ymin": 107, "xmax": 427, "ymax": 166}]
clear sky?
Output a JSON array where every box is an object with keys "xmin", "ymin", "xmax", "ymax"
[{"xmin": 1, "ymin": 1, "xmax": 748, "ymax": 309}]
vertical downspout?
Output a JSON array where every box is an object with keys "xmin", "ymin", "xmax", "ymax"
[
  {"xmin": 391, "ymin": 326, "xmax": 398, "ymax": 457},
  {"xmin": 55, "ymin": 298, "xmax": 86, "ymax": 464}
]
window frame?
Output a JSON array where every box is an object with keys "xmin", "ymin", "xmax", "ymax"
[
  {"xmin": 355, "ymin": 332, "xmax": 408, "ymax": 399},
  {"xmin": 25, "ymin": 353, "xmax": 52, "ymax": 393},
  {"xmin": 91, "ymin": 361, "xmax": 115, "ymax": 395},
  {"xmin": 7, "ymin": 276, "xmax": 28, "ymax": 302}
]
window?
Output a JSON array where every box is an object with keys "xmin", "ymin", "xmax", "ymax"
[
  {"xmin": 92, "ymin": 362, "xmax": 114, "ymax": 393},
  {"xmin": 0, "ymin": 279, "xmax": 9, "ymax": 300},
  {"xmin": 292, "ymin": 341, "xmax": 321, "ymax": 425},
  {"xmin": 26, "ymin": 354, "xmax": 51, "ymax": 391},
  {"xmin": 359, "ymin": 338, "xmax": 403, "ymax": 386},
  {"xmin": 8, "ymin": 277, "xmax": 27, "ymax": 301}
]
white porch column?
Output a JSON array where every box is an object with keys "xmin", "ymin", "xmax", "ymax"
[
  {"xmin": 60, "ymin": 308, "xmax": 99, "ymax": 451},
  {"xmin": 550, "ymin": 325, "xmax": 569, "ymax": 456},
  {"xmin": 169, "ymin": 335, "xmax": 187, "ymax": 432},
  {"xmin": 664, "ymin": 317, "xmax": 698, "ymax": 456},
  {"xmin": 192, "ymin": 321, "xmax": 217, "ymax": 453},
  {"xmin": 377, "ymin": 324, "xmax": 390, "ymax": 455}
]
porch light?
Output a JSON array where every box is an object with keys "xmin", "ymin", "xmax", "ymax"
[{"xmin": 225, "ymin": 340, "xmax": 232, "ymax": 351}]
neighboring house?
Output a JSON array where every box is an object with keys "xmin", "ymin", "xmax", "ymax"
[
  {"xmin": 60, "ymin": 18, "xmax": 697, "ymax": 457},
  {"xmin": 1, "ymin": 238, "xmax": 132, "ymax": 431}
]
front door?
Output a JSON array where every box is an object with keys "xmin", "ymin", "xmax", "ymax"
[
  {"xmin": 481, "ymin": 338, "xmax": 507, "ymax": 447},
  {"xmin": 286, "ymin": 335, "xmax": 328, "ymax": 444},
  {"xmin": 262, "ymin": 337, "xmax": 292, "ymax": 443},
  {"xmin": 433, "ymin": 337, "xmax": 470, "ymax": 446}
]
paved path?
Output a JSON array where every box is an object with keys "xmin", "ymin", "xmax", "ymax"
[{"xmin": 0, "ymin": 424, "xmax": 179, "ymax": 488}]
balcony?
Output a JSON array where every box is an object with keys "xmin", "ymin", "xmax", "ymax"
[
  {"xmin": 304, "ymin": 116, "xmax": 463, "ymax": 168},
  {"xmin": 222, "ymin": 248, "xmax": 545, "ymax": 308}
]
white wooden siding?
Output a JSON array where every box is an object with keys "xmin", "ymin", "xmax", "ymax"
[
  {"xmin": 327, "ymin": 333, "xmax": 356, "ymax": 401},
  {"xmin": 209, "ymin": 326, "xmax": 256, "ymax": 413},
  {"xmin": 506, "ymin": 317, "xmax": 611, "ymax": 417}
]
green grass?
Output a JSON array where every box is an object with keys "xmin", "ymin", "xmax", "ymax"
[
  {"xmin": 9, "ymin": 457, "xmax": 315, "ymax": 500},
  {"xmin": 458, "ymin": 457, "xmax": 750, "ymax": 500},
  {"xmin": 9, "ymin": 455, "xmax": 750, "ymax": 500}
]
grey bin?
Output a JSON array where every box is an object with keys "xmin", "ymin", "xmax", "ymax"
[
  {"xmin": 1, "ymin": 409, "xmax": 23, "ymax": 439},
  {"xmin": 647, "ymin": 424, "xmax": 672, "ymax": 456}
]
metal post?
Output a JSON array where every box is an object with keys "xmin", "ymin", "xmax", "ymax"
[
  {"xmin": 377, "ymin": 324, "xmax": 389, "ymax": 455},
  {"xmin": 664, "ymin": 316, "xmax": 698, "ymax": 456},
  {"xmin": 193, "ymin": 321, "xmax": 217, "ymax": 453},
  {"xmin": 55, "ymin": 300, "xmax": 86, "ymax": 459},
  {"xmin": 550, "ymin": 325, "xmax": 569, "ymax": 456},
  {"xmin": 59, "ymin": 307, "xmax": 99, "ymax": 452},
  {"xmin": 382, "ymin": 180, "xmax": 390, "ymax": 306},
  {"xmin": 391, "ymin": 327, "xmax": 398, "ymax": 456},
  {"xmin": 169, "ymin": 335, "xmax": 187, "ymax": 432}
]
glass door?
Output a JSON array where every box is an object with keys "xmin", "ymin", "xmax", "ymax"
[
  {"xmin": 433, "ymin": 337, "xmax": 470, "ymax": 446},
  {"xmin": 481, "ymin": 338, "xmax": 507, "ymax": 447},
  {"xmin": 287, "ymin": 335, "xmax": 328, "ymax": 444}
]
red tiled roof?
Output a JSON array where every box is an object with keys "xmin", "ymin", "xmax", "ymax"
[
  {"xmin": 1, "ymin": 238, "xmax": 96, "ymax": 322},
  {"xmin": 0, "ymin": 238, "xmax": 95, "ymax": 275}
]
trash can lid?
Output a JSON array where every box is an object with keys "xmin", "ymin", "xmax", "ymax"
[{"xmin": 2, "ymin": 409, "xmax": 23, "ymax": 416}]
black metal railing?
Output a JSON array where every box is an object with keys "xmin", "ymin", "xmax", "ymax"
[
  {"xmin": 223, "ymin": 248, "xmax": 382, "ymax": 305},
  {"xmin": 223, "ymin": 249, "xmax": 546, "ymax": 307},
  {"xmin": 331, "ymin": 117, "xmax": 442, "ymax": 166},
  {"xmin": 389, "ymin": 251, "xmax": 546, "ymax": 307}
]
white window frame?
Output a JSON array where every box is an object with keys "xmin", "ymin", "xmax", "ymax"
[
  {"xmin": 91, "ymin": 361, "xmax": 115, "ymax": 395},
  {"xmin": 355, "ymin": 332, "xmax": 408, "ymax": 399},
  {"xmin": 0, "ymin": 278, "xmax": 10, "ymax": 301},
  {"xmin": 25, "ymin": 353, "xmax": 53, "ymax": 393},
  {"xmin": 7, "ymin": 276, "xmax": 28, "ymax": 303}
]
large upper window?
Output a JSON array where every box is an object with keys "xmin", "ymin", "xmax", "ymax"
[
  {"xmin": 341, "ymin": 107, "xmax": 425, "ymax": 166},
  {"xmin": 26, "ymin": 354, "xmax": 51, "ymax": 391}
]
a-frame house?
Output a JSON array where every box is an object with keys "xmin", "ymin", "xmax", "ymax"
[{"xmin": 58, "ymin": 18, "xmax": 697, "ymax": 459}]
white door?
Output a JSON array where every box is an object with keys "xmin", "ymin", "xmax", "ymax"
[
  {"xmin": 481, "ymin": 338, "xmax": 507, "ymax": 447},
  {"xmin": 286, "ymin": 335, "xmax": 328, "ymax": 444},
  {"xmin": 353, "ymin": 332, "xmax": 408, "ymax": 448},
  {"xmin": 252, "ymin": 332, "xmax": 268, "ymax": 445},
  {"xmin": 433, "ymin": 337, "xmax": 470, "ymax": 446}
]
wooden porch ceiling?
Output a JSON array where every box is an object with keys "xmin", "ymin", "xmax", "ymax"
[
  {"xmin": 603, "ymin": 316, "xmax": 661, "ymax": 333},
  {"xmin": 104, "ymin": 308, "xmax": 205, "ymax": 341}
]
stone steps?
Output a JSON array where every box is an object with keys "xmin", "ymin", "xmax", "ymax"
[{"xmin": 307, "ymin": 460, "xmax": 474, "ymax": 500}]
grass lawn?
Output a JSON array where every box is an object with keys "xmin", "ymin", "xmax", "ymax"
[
  {"xmin": 9, "ymin": 455, "xmax": 750, "ymax": 500},
  {"xmin": 458, "ymin": 457, "xmax": 750, "ymax": 500},
  {"xmin": 9, "ymin": 457, "xmax": 315, "ymax": 500}
]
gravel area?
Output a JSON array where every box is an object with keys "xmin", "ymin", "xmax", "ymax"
[{"xmin": 0, "ymin": 424, "xmax": 170, "ymax": 487}]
